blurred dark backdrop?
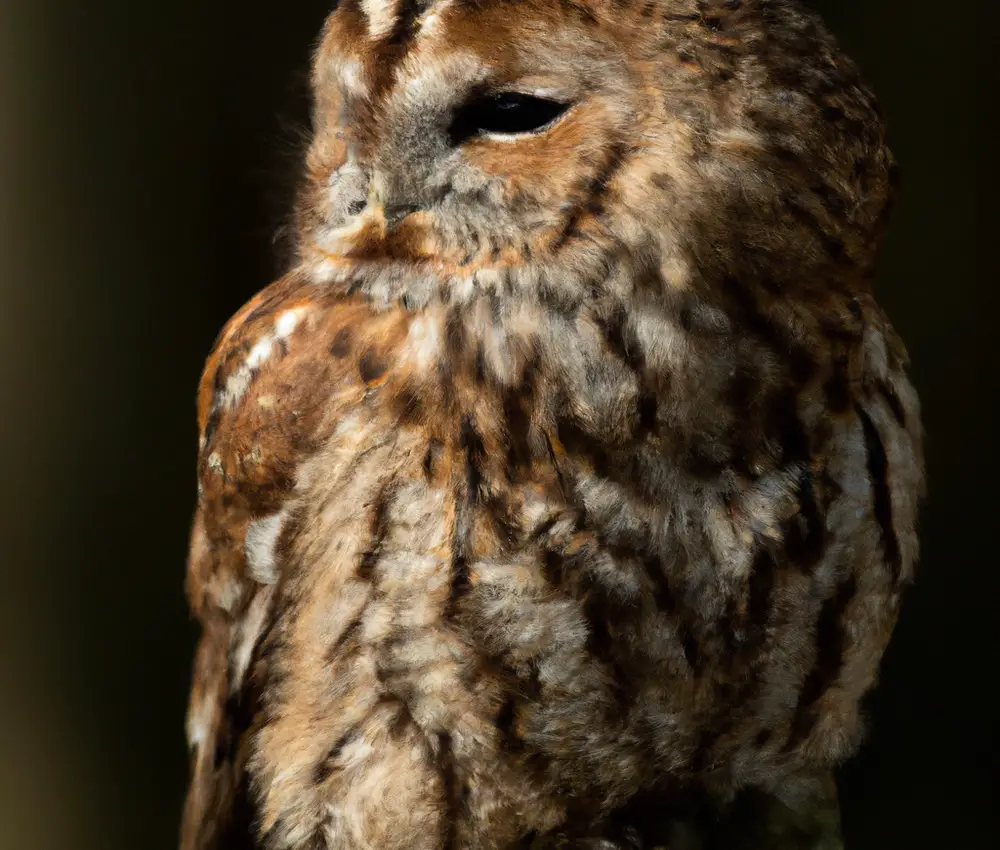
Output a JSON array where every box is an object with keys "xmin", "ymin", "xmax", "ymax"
[{"xmin": 2, "ymin": 1, "xmax": 995, "ymax": 848}]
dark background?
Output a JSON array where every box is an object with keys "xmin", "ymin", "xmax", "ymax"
[{"xmin": 2, "ymin": 1, "xmax": 995, "ymax": 848}]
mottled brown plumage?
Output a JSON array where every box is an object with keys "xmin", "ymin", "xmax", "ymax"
[{"xmin": 181, "ymin": 1, "xmax": 924, "ymax": 848}]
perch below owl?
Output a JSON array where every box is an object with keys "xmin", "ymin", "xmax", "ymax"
[{"xmin": 180, "ymin": 1, "xmax": 924, "ymax": 847}]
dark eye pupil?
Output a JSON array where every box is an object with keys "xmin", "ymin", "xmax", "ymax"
[{"xmin": 449, "ymin": 93, "xmax": 569, "ymax": 144}]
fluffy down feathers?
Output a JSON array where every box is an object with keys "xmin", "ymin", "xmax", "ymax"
[{"xmin": 181, "ymin": 1, "xmax": 923, "ymax": 848}]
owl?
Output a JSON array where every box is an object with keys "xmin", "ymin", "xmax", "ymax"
[{"xmin": 180, "ymin": 1, "xmax": 924, "ymax": 848}]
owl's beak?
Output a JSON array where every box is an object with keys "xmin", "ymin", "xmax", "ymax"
[
  {"xmin": 317, "ymin": 194, "xmax": 426, "ymax": 260},
  {"xmin": 366, "ymin": 178, "xmax": 385, "ymax": 220},
  {"xmin": 367, "ymin": 172, "xmax": 421, "ymax": 231},
  {"xmin": 383, "ymin": 203, "xmax": 421, "ymax": 230},
  {"xmin": 360, "ymin": 201, "xmax": 420, "ymax": 234}
]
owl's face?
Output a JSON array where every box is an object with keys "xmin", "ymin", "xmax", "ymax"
[{"xmin": 295, "ymin": 0, "xmax": 894, "ymax": 307}]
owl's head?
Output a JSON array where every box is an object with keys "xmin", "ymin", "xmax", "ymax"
[{"xmin": 295, "ymin": 0, "xmax": 894, "ymax": 309}]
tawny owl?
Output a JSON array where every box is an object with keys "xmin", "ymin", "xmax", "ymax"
[{"xmin": 181, "ymin": 1, "xmax": 924, "ymax": 848}]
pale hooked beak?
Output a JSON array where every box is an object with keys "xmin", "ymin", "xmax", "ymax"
[
  {"xmin": 316, "ymin": 179, "xmax": 424, "ymax": 258},
  {"xmin": 367, "ymin": 172, "xmax": 420, "ymax": 229}
]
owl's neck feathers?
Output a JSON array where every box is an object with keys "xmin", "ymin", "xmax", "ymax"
[
  {"xmin": 301, "ymin": 191, "xmax": 899, "ymax": 510},
  {"xmin": 297, "ymin": 0, "xmax": 901, "ymax": 495}
]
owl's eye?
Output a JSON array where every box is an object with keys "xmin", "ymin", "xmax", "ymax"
[{"xmin": 449, "ymin": 92, "xmax": 570, "ymax": 144}]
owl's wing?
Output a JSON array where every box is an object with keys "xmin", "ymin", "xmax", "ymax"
[
  {"xmin": 179, "ymin": 272, "xmax": 405, "ymax": 850},
  {"xmin": 181, "ymin": 506, "xmax": 259, "ymax": 850},
  {"xmin": 180, "ymin": 275, "xmax": 303, "ymax": 850}
]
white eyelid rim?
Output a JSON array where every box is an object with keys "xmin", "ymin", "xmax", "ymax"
[{"xmin": 514, "ymin": 86, "xmax": 572, "ymax": 101}]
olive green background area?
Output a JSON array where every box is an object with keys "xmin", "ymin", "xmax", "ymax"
[{"xmin": 1, "ymin": 1, "xmax": 995, "ymax": 848}]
